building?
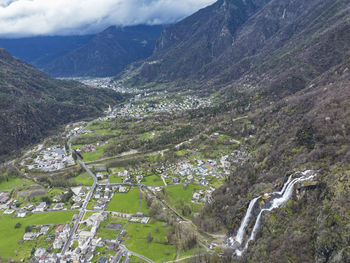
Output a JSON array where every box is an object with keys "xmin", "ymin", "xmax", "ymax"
[
  {"xmin": 34, "ymin": 202, "xmax": 47, "ymax": 212},
  {"xmin": 72, "ymin": 202, "xmax": 82, "ymax": 209},
  {"xmin": 53, "ymin": 193, "xmax": 63, "ymax": 202},
  {"xmin": 16, "ymin": 209, "xmax": 27, "ymax": 218},
  {"xmin": 24, "ymin": 203, "xmax": 34, "ymax": 210},
  {"xmin": 94, "ymin": 166, "xmax": 107, "ymax": 172},
  {"xmin": 4, "ymin": 209, "xmax": 15, "ymax": 214},
  {"xmin": 35, "ymin": 247, "xmax": 46, "ymax": 258},
  {"xmin": 53, "ymin": 203, "xmax": 64, "ymax": 210},
  {"xmin": 53, "ymin": 238, "xmax": 64, "ymax": 249},
  {"xmin": 23, "ymin": 232, "xmax": 36, "ymax": 240},
  {"xmin": 40, "ymin": 226, "xmax": 50, "ymax": 235},
  {"xmin": 97, "ymin": 257, "xmax": 108, "ymax": 263}
]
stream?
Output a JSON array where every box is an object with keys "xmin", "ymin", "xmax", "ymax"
[{"xmin": 227, "ymin": 170, "xmax": 317, "ymax": 256}]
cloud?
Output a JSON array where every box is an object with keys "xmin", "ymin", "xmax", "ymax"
[{"xmin": 0, "ymin": 0, "xmax": 216, "ymax": 37}]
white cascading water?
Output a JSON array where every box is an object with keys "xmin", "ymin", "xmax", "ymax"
[
  {"xmin": 228, "ymin": 170, "xmax": 316, "ymax": 256},
  {"xmin": 233, "ymin": 197, "xmax": 259, "ymax": 245}
]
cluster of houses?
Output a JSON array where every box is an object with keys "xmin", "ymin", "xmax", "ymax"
[
  {"xmin": 26, "ymin": 146, "xmax": 75, "ymax": 172},
  {"xmin": 129, "ymin": 212, "xmax": 150, "ymax": 224},
  {"xmin": 41, "ymin": 213, "xmax": 109, "ymax": 262},
  {"xmin": 93, "ymin": 184, "xmax": 130, "ymax": 211},
  {"xmin": 93, "ymin": 185, "xmax": 113, "ymax": 210},
  {"xmin": 23, "ymin": 225, "xmax": 50, "ymax": 241},
  {"xmin": 77, "ymin": 144, "xmax": 96, "ymax": 153},
  {"xmin": 79, "ymin": 77, "xmax": 141, "ymax": 94},
  {"xmin": 116, "ymin": 170, "xmax": 132, "ymax": 184},
  {"xmin": 191, "ymin": 187, "xmax": 216, "ymax": 204},
  {"xmin": 3, "ymin": 200, "xmax": 49, "ymax": 218},
  {"xmin": 108, "ymin": 94, "xmax": 212, "ymax": 119},
  {"xmin": 66, "ymin": 125, "xmax": 84, "ymax": 138},
  {"xmin": 165, "ymin": 158, "xmax": 226, "ymax": 186},
  {"xmin": 53, "ymin": 224, "xmax": 71, "ymax": 250},
  {"xmin": 71, "ymin": 186, "xmax": 90, "ymax": 210},
  {"xmin": 31, "ymin": 247, "xmax": 57, "ymax": 263}
]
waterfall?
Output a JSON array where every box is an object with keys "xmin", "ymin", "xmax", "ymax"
[
  {"xmin": 228, "ymin": 170, "xmax": 316, "ymax": 256},
  {"xmin": 232, "ymin": 197, "xmax": 259, "ymax": 245}
]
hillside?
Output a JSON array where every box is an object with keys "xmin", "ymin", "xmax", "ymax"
[
  {"xmin": 0, "ymin": 47, "xmax": 123, "ymax": 161},
  {"xmin": 118, "ymin": 0, "xmax": 350, "ymax": 262},
  {"xmin": 125, "ymin": 0, "xmax": 350, "ymax": 90},
  {"xmin": 45, "ymin": 25, "xmax": 163, "ymax": 77}
]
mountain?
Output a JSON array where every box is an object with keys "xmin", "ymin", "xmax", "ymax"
[
  {"xmin": 0, "ymin": 25, "xmax": 163, "ymax": 78},
  {"xmin": 0, "ymin": 35, "xmax": 94, "ymax": 71},
  {"xmin": 119, "ymin": 0, "xmax": 350, "ymax": 262},
  {"xmin": 44, "ymin": 25, "xmax": 163, "ymax": 77},
  {"xmin": 127, "ymin": 0, "xmax": 350, "ymax": 92},
  {"xmin": 0, "ymin": 47, "xmax": 123, "ymax": 161}
]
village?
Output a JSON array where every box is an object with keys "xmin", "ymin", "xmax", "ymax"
[
  {"xmin": 71, "ymin": 77, "xmax": 142, "ymax": 94},
  {"xmin": 0, "ymin": 77, "xmax": 251, "ymax": 263},
  {"xmin": 107, "ymin": 94, "xmax": 213, "ymax": 120},
  {"xmin": 23, "ymin": 145, "xmax": 75, "ymax": 172}
]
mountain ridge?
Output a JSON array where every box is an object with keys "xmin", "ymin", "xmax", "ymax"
[{"xmin": 0, "ymin": 25, "xmax": 163, "ymax": 78}]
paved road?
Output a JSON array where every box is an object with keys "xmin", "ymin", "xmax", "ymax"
[
  {"xmin": 61, "ymin": 159, "xmax": 97, "ymax": 255},
  {"xmin": 128, "ymin": 250, "xmax": 153, "ymax": 263}
]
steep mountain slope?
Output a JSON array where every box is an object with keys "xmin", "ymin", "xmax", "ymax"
[
  {"xmin": 118, "ymin": 0, "xmax": 350, "ymax": 262},
  {"xmin": 0, "ymin": 47, "xmax": 123, "ymax": 161},
  {"xmin": 127, "ymin": 0, "xmax": 350, "ymax": 91},
  {"xmin": 196, "ymin": 63, "xmax": 350, "ymax": 262},
  {"xmin": 45, "ymin": 25, "xmax": 163, "ymax": 77}
]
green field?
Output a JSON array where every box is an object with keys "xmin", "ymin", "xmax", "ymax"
[
  {"xmin": 81, "ymin": 145, "xmax": 106, "ymax": 162},
  {"xmin": 109, "ymin": 167, "xmax": 125, "ymax": 174},
  {"xmin": 164, "ymin": 184, "xmax": 205, "ymax": 216},
  {"xmin": 109, "ymin": 175, "xmax": 123, "ymax": 183},
  {"xmin": 164, "ymin": 184, "xmax": 205, "ymax": 203},
  {"xmin": 142, "ymin": 175, "xmax": 164, "ymax": 187},
  {"xmin": 175, "ymin": 149, "xmax": 189, "ymax": 157},
  {"xmin": 124, "ymin": 221, "xmax": 176, "ymax": 262},
  {"xmin": 107, "ymin": 188, "xmax": 140, "ymax": 214},
  {"xmin": 97, "ymin": 214, "xmax": 127, "ymax": 240},
  {"xmin": 74, "ymin": 172, "xmax": 94, "ymax": 186},
  {"xmin": 138, "ymin": 131, "xmax": 156, "ymax": 140},
  {"xmin": 0, "ymin": 211, "xmax": 77, "ymax": 260},
  {"xmin": 0, "ymin": 178, "xmax": 34, "ymax": 192}
]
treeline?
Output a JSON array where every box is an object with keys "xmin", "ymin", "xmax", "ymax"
[
  {"xmin": 37, "ymin": 165, "xmax": 83, "ymax": 187},
  {"xmin": 104, "ymin": 125, "xmax": 194, "ymax": 157},
  {"xmin": 0, "ymin": 165, "xmax": 21, "ymax": 184}
]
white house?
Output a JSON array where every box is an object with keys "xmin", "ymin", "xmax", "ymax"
[
  {"xmin": 23, "ymin": 232, "xmax": 36, "ymax": 240},
  {"xmin": 16, "ymin": 209, "xmax": 27, "ymax": 218},
  {"xmin": 34, "ymin": 202, "xmax": 47, "ymax": 212}
]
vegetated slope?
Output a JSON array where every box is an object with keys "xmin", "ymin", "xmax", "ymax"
[
  {"xmin": 45, "ymin": 25, "xmax": 163, "ymax": 77},
  {"xmin": 125, "ymin": 0, "xmax": 350, "ymax": 90},
  {"xmin": 0, "ymin": 47, "xmax": 123, "ymax": 161},
  {"xmin": 118, "ymin": 0, "xmax": 350, "ymax": 262},
  {"xmin": 0, "ymin": 35, "xmax": 94, "ymax": 70},
  {"xmin": 195, "ymin": 63, "xmax": 350, "ymax": 262}
]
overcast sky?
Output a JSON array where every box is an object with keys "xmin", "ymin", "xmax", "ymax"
[{"xmin": 0, "ymin": 0, "xmax": 216, "ymax": 38}]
